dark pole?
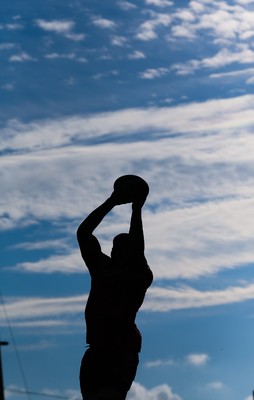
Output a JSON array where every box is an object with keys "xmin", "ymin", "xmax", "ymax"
[{"xmin": 0, "ymin": 341, "xmax": 9, "ymax": 400}]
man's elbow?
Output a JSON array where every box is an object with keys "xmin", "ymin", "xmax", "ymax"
[{"xmin": 76, "ymin": 224, "xmax": 90, "ymax": 242}]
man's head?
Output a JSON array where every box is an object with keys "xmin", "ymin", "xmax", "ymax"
[{"xmin": 111, "ymin": 233, "xmax": 131, "ymax": 261}]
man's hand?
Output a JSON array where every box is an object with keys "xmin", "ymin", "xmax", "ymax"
[
  {"xmin": 109, "ymin": 190, "xmax": 132, "ymax": 206},
  {"xmin": 132, "ymin": 193, "xmax": 147, "ymax": 210}
]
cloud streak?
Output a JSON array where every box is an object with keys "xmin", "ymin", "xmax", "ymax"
[
  {"xmin": 144, "ymin": 283, "xmax": 254, "ymax": 312},
  {"xmin": 2, "ymin": 94, "xmax": 254, "ymax": 283},
  {"xmin": 35, "ymin": 19, "xmax": 85, "ymax": 41},
  {"xmin": 2, "ymin": 281, "xmax": 254, "ymax": 328},
  {"xmin": 2, "ymin": 94, "xmax": 254, "ymax": 152}
]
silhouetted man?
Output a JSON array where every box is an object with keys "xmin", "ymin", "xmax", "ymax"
[{"xmin": 77, "ymin": 188, "xmax": 153, "ymax": 400}]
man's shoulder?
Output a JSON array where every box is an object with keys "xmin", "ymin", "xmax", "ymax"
[{"xmin": 78, "ymin": 234, "xmax": 110, "ymax": 272}]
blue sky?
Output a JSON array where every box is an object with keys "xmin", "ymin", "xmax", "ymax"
[{"xmin": 1, "ymin": 0, "xmax": 254, "ymax": 399}]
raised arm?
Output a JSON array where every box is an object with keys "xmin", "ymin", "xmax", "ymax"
[
  {"xmin": 77, "ymin": 190, "xmax": 129, "ymax": 242},
  {"xmin": 77, "ymin": 197, "xmax": 115, "ymax": 239},
  {"xmin": 129, "ymin": 201, "xmax": 145, "ymax": 254}
]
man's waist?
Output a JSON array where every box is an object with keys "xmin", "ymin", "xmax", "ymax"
[{"xmin": 86, "ymin": 326, "xmax": 142, "ymax": 351}]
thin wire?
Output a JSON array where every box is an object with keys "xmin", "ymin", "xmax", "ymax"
[
  {"xmin": 0, "ymin": 290, "xmax": 31, "ymax": 400},
  {"xmin": 6, "ymin": 388, "xmax": 72, "ymax": 399}
]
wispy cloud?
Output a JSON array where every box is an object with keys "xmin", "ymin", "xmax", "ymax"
[
  {"xmin": 11, "ymin": 239, "xmax": 69, "ymax": 251},
  {"xmin": 144, "ymin": 359, "xmax": 175, "ymax": 368},
  {"xmin": 111, "ymin": 35, "xmax": 128, "ymax": 46},
  {"xmin": 91, "ymin": 16, "xmax": 117, "ymax": 29},
  {"xmin": 1, "ymin": 82, "xmax": 15, "ymax": 91},
  {"xmin": 210, "ymin": 67, "xmax": 254, "ymax": 79},
  {"xmin": 117, "ymin": 1, "xmax": 137, "ymax": 10},
  {"xmin": 186, "ymin": 353, "xmax": 209, "ymax": 366},
  {"xmin": 1, "ymin": 94, "xmax": 254, "ymax": 284},
  {"xmin": 0, "ymin": 23, "xmax": 24, "ymax": 30},
  {"xmin": 0, "ymin": 43, "xmax": 15, "ymax": 50},
  {"xmin": 136, "ymin": 12, "xmax": 171, "ymax": 40},
  {"xmin": 0, "ymin": 295, "xmax": 87, "ymax": 326},
  {"xmin": 207, "ymin": 381, "xmax": 225, "ymax": 390},
  {"xmin": 147, "ymin": 1, "xmax": 254, "ymax": 76},
  {"xmin": 35, "ymin": 19, "xmax": 85, "ymax": 41},
  {"xmin": 127, "ymin": 382, "xmax": 182, "ymax": 400},
  {"xmin": 2, "ymin": 94, "xmax": 254, "ymax": 152},
  {"xmin": 2, "ymin": 281, "xmax": 254, "ymax": 329},
  {"xmin": 145, "ymin": 0, "xmax": 174, "ymax": 7},
  {"xmin": 13, "ymin": 251, "xmax": 83, "ymax": 274},
  {"xmin": 172, "ymin": 47, "xmax": 254, "ymax": 75},
  {"xmin": 170, "ymin": 1, "xmax": 254, "ymax": 43},
  {"xmin": 45, "ymin": 52, "xmax": 76, "ymax": 60},
  {"xmin": 139, "ymin": 67, "xmax": 169, "ymax": 79},
  {"xmin": 246, "ymin": 76, "xmax": 254, "ymax": 84},
  {"xmin": 9, "ymin": 52, "xmax": 37, "ymax": 62},
  {"xmin": 45, "ymin": 53, "xmax": 88, "ymax": 63},
  {"xmin": 128, "ymin": 50, "xmax": 146, "ymax": 59},
  {"xmin": 144, "ymin": 283, "xmax": 254, "ymax": 312},
  {"xmin": 145, "ymin": 0, "xmax": 173, "ymax": 7}
]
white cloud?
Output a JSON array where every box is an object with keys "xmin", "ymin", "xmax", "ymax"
[
  {"xmin": 207, "ymin": 381, "xmax": 224, "ymax": 390},
  {"xmin": 246, "ymin": 76, "xmax": 254, "ymax": 84},
  {"xmin": 91, "ymin": 16, "xmax": 117, "ymax": 29},
  {"xmin": 0, "ymin": 278, "xmax": 254, "ymax": 328},
  {"xmin": 3, "ymin": 281, "xmax": 254, "ymax": 328},
  {"xmin": 35, "ymin": 19, "xmax": 85, "ymax": 41},
  {"xmin": 189, "ymin": 1, "xmax": 206, "ymax": 13},
  {"xmin": 117, "ymin": 1, "xmax": 137, "ymax": 10},
  {"xmin": 236, "ymin": 0, "xmax": 254, "ymax": 3},
  {"xmin": 136, "ymin": 22, "xmax": 158, "ymax": 40},
  {"xmin": 128, "ymin": 50, "xmax": 146, "ymax": 59},
  {"xmin": 2, "ymin": 94, "xmax": 254, "ymax": 153},
  {"xmin": 11, "ymin": 239, "xmax": 69, "ymax": 251},
  {"xmin": 111, "ymin": 35, "xmax": 128, "ymax": 46},
  {"xmin": 0, "ymin": 23, "xmax": 24, "ymax": 30},
  {"xmin": 172, "ymin": 47, "xmax": 254, "ymax": 75},
  {"xmin": 171, "ymin": 1, "xmax": 254, "ymax": 43},
  {"xmin": 127, "ymin": 382, "xmax": 182, "ymax": 400},
  {"xmin": 174, "ymin": 9, "xmax": 196, "ymax": 22},
  {"xmin": 145, "ymin": 0, "xmax": 173, "ymax": 7},
  {"xmin": 45, "ymin": 52, "xmax": 76, "ymax": 60},
  {"xmin": 2, "ymin": 83, "xmax": 15, "ymax": 91},
  {"xmin": 244, "ymin": 396, "xmax": 253, "ymax": 400},
  {"xmin": 93, "ymin": 69, "xmax": 119, "ymax": 80},
  {"xmin": 0, "ymin": 295, "xmax": 87, "ymax": 325},
  {"xmin": 13, "ymin": 251, "xmax": 83, "ymax": 274},
  {"xmin": 144, "ymin": 359, "xmax": 175, "ymax": 367},
  {"xmin": 186, "ymin": 353, "xmax": 209, "ymax": 366},
  {"xmin": 0, "ymin": 43, "xmax": 15, "ymax": 50},
  {"xmin": 2, "ymin": 95, "xmax": 254, "ymax": 284},
  {"xmin": 170, "ymin": 24, "xmax": 197, "ymax": 39},
  {"xmin": 36, "ymin": 19, "xmax": 74, "ymax": 33},
  {"xmin": 139, "ymin": 67, "xmax": 169, "ymax": 79},
  {"xmin": 136, "ymin": 12, "xmax": 171, "ymax": 40},
  {"xmin": 210, "ymin": 67, "xmax": 254, "ymax": 79},
  {"xmin": 9, "ymin": 194, "xmax": 254, "ymax": 279},
  {"xmin": 45, "ymin": 53, "xmax": 87, "ymax": 63},
  {"xmin": 65, "ymin": 32, "xmax": 85, "ymax": 41},
  {"xmin": 9, "ymin": 52, "xmax": 37, "ymax": 62},
  {"xmin": 144, "ymin": 283, "xmax": 254, "ymax": 312}
]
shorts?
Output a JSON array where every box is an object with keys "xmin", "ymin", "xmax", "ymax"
[{"xmin": 79, "ymin": 347, "xmax": 139, "ymax": 400}]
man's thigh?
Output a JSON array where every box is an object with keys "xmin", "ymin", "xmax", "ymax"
[{"xmin": 80, "ymin": 347, "xmax": 139, "ymax": 398}]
